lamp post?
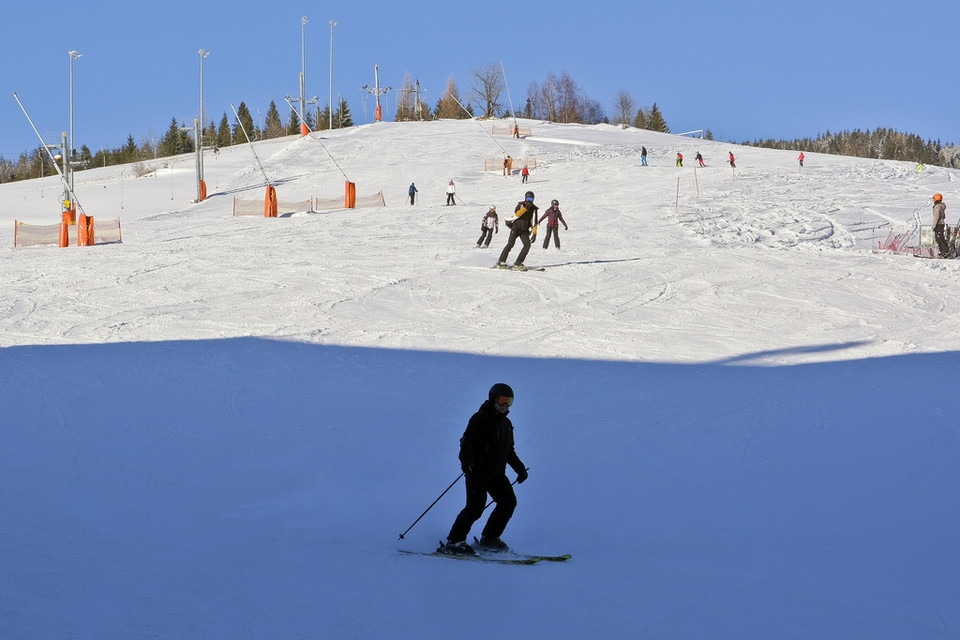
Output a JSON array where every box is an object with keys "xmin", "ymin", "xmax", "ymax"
[
  {"xmin": 300, "ymin": 16, "xmax": 308, "ymax": 131},
  {"xmin": 68, "ymin": 50, "xmax": 81, "ymax": 192},
  {"xmin": 197, "ymin": 49, "xmax": 210, "ymax": 201},
  {"xmin": 329, "ymin": 20, "xmax": 337, "ymax": 131}
]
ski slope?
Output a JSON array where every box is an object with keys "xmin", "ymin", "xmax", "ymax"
[{"xmin": 1, "ymin": 119, "xmax": 957, "ymax": 639}]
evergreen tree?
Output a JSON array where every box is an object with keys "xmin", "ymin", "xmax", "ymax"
[
  {"xmin": 203, "ymin": 121, "xmax": 216, "ymax": 148},
  {"xmin": 633, "ymin": 107, "xmax": 649, "ymax": 129},
  {"xmin": 317, "ymin": 104, "xmax": 331, "ymax": 131},
  {"xmin": 287, "ymin": 108, "xmax": 301, "ymax": 135},
  {"xmin": 158, "ymin": 117, "xmax": 193, "ymax": 156},
  {"xmin": 217, "ymin": 113, "xmax": 232, "ymax": 148},
  {"xmin": 648, "ymin": 103, "xmax": 669, "ymax": 133},
  {"xmin": 263, "ymin": 100, "xmax": 285, "ymax": 139},
  {"xmin": 233, "ymin": 102, "xmax": 256, "ymax": 143},
  {"xmin": 334, "ymin": 97, "xmax": 354, "ymax": 128}
]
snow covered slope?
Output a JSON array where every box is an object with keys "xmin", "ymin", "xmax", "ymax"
[{"xmin": 1, "ymin": 119, "xmax": 957, "ymax": 639}]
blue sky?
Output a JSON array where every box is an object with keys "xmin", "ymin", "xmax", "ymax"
[{"xmin": 2, "ymin": 0, "xmax": 957, "ymax": 159}]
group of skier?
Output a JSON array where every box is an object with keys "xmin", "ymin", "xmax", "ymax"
[{"xmin": 475, "ymin": 191, "xmax": 568, "ymax": 270}]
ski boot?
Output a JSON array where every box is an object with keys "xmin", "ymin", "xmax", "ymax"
[
  {"xmin": 440, "ymin": 540, "xmax": 476, "ymax": 556},
  {"xmin": 477, "ymin": 536, "xmax": 509, "ymax": 551}
]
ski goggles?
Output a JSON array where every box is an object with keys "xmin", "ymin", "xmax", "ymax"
[{"xmin": 496, "ymin": 395, "xmax": 514, "ymax": 407}]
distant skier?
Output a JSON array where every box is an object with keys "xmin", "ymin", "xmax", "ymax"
[
  {"xmin": 676, "ymin": 152, "xmax": 683, "ymax": 167},
  {"xmin": 933, "ymin": 193, "xmax": 950, "ymax": 258},
  {"xmin": 540, "ymin": 199, "xmax": 568, "ymax": 250},
  {"xmin": 443, "ymin": 383, "xmax": 528, "ymax": 555},
  {"xmin": 477, "ymin": 206, "xmax": 499, "ymax": 248},
  {"xmin": 408, "ymin": 182, "xmax": 418, "ymax": 205},
  {"xmin": 641, "ymin": 146, "xmax": 648, "ymax": 166},
  {"xmin": 728, "ymin": 151, "xmax": 736, "ymax": 168},
  {"xmin": 798, "ymin": 152, "xmax": 805, "ymax": 168},
  {"xmin": 521, "ymin": 165, "xmax": 530, "ymax": 183},
  {"xmin": 446, "ymin": 180, "xmax": 456, "ymax": 206},
  {"xmin": 696, "ymin": 151, "xmax": 705, "ymax": 167},
  {"xmin": 496, "ymin": 190, "xmax": 539, "ymax": 270}
]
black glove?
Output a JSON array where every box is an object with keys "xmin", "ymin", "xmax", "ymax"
[
  {"xmin": 461, "ymin": 462, "xmax": 475, "ymax": 475},
  {"xmin": 516, "ymin": 468, "xmax": 528, "ymax": 484}
]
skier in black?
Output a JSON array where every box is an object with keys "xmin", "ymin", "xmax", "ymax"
[
  {"xmin": 496, "ymin": 191, "xmax": 539, "ymax": 270},
  {"xmin": 444, "ymin": 383, "xmax": 528, "ymax": 555}
]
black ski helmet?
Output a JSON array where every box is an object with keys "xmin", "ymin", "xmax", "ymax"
[
  {"xmin": 488, "ymin": 382, "xmax": 514, "ymax": 403},
  {"xmin": 524, "ymin": 191, "xmax": 535, "ymax": 202}
]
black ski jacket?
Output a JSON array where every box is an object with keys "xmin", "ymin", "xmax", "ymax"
[{"xmin": 459, "ymin": 400, "xmax": 525, "ymax": 477}]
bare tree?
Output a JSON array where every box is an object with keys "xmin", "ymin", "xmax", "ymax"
[
  {"xmin": 528, "ymin": 71, "xmax": 594, "ymax": 123},
  {"xmin": 613, "ymin": 89, "xmax": 636, "ymax": 128},
  {"xmin": 395, "ymin": 74, "xmax": 417, "ymax": 122},
  {"xmin": 471, "ymin": 63, "xmax": 504, "ymax": 118}
]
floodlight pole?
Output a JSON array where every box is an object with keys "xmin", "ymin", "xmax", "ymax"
[
  {"xmin": 68, "ymin": 50, "xmax": 81, "ymax": 193},
  {"xmin": 198, "ymin": 49, "xmax": 210, "ymax": 201},
  {"xmin": 300, "ymin": 17, "xmax": 307, "ymax": 126},
  {"xmin": 329, "ymin": 19, "xmax": 337, "ymax": 131}
]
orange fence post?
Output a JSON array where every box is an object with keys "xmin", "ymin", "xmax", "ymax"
[
  {"xmin": 58, "ymin": 223, "xmax": 69, "ymax": 247},
  {"xmin": 264, "ymin": 185, "xmax": 278, "ymax": 217},
  {"xmin": 198, "ymin": 179, "xmax": 207, "ymax": 202},
  {"xmin": 300, "ymin": 122, "xmax": 309, "ymax": 137},
  {"xmin": 345, "ymin": 181, "xmax": 357, "ymax": 209},
  {"xmin": 78, "ymin": 214, "xmax": 96, "ymax": 246}
]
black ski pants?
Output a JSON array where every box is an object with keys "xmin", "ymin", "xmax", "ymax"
[
  {"xmin": 497, "ymin": 227, "xmax": 531, "ymax": 265},
  {"xmin": 477, "ymin": 227, "xmax": 494, "ymax": 247},
  {"xmin": 447, "ymin": 472, "xmax": 517, "ymax": 543},
  {"xmin": 935, "ymin": 223, "xmax": 950, "ymax": 257},
  {"xmin": 542, "ymin": 225, "xmax": 561, "ymax": 249}
]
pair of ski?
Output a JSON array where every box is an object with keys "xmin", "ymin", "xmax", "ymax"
[
  {"xmin": 493, "ymin": 264, "xmax": 546, "ymax": 272},
  {"xmin": 400, "ymin": 540, "xmax": 571, "ymax": 565}
]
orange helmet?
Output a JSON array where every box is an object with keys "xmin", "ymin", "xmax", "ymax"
[{"xmin": 934, "ymin": 193, "xmax": 943, "ymax": 202}]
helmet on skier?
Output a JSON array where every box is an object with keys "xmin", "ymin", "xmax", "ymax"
[
  {"xmin": 934, "ymin": 193, "xmax": 943, "ymax": 203},
  {"xmin": 551, "ymin": 199, "xmax": 559, "ymax": 206},
  {"xmin": 524, "ymin": 191, "xmax": 535, "ymax": 202},
  {"xmin": 488, "ymin": 382, "xmax": 514, "ymax": 405}
]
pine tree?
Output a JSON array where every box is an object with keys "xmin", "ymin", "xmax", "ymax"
[
  {"xmin": 217, "ymin": 113, "xmax": 232, "ymax": 148},
  {"xmin": 334, "ymin": 97, "xmax": 353, "ymax": 128},
  {"xmin": 158, "ymin": 117, "xmax": 194, "ymax": 156},
  {"xmin": 317, "ymin": 104, "xmax": 331, "ymax": 131},
  {"xmin": 287, "ymin": 109, "xmax": 301, "ymax": 135},
  {"xmin": 633, "ymin": 107, "xmax": 649, "ymax": 129},
  {"xmin": 233, "ymin": 102, "xmax": 256, "ymax": 143},
  {"xmin": 648, "ymin": 103, "xmax": 669, "ymax": 133},
  {"xmin": 263, "ymin": 100, "xmax": 285, "ymax": 139}
]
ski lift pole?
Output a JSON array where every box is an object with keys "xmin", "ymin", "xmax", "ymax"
[
  {"xmin": 230, "ymin": 103, "xmax": 271, "ymax": 185},
  {"xmin": 447, "ymin": 92, "xmax": 507, "ymax": 156},
  {"xmin": 398, "ymin": 472, "xmax": 464, "ymax": 541},
  {"xmin": 283, "ymin": 96, "xmax": 350, "ymax": 181},
  {"xmin": 500, "ymin": 59, "xmax": 518, "ymax": 134},
  {"xmin": 12, "ymin": 92, "xmax": 85, "ymax": 214}
]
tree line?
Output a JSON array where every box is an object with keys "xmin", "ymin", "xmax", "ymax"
[
  {"xmin": 0, "ymin": 98, "xmax": 355, "ymax": 183},
  {"xmin": 3, "ymin": 64, "xmax": 956, "ymax": 183},
  {"xmin": 744, "ymin": 128, "xmax": 960, "ymax": 168}
]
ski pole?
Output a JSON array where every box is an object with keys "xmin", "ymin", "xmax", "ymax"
[{"xmin": 398, "ymin": 472, "xmax": 463, "ymax": 540}]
